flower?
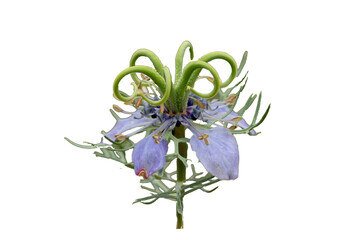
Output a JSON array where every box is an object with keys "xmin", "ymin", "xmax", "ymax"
[
  {"xmin": 105, "ymin": 94, "xmax": 255, "ymax": 180},
  {"xmin": 103, "ymin": 40, "xmax": 269, "ymax": 180},
  {"xmin": 66, "ymin": 41, "xmax": 270, "ymax": 229}
]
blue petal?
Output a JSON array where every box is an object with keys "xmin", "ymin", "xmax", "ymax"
[
  {"xmin": 190, "ymin": 126, "xmax": 239, "ymax": 180},
  {"xmin": 132, "ymin": 134, "xmax": 168, "ymax": 178},
  {"xmin": 105, "ymin": 110, "xmax": 157, "ymax": 141},
  {"xmin": 203, "ymin": 102, "xmax": 256, "ymax": 135}
]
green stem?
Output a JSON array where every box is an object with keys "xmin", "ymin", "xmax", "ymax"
[{"xmin": 173, "ymin": 124, "xmax": 187, "ymax": 229}]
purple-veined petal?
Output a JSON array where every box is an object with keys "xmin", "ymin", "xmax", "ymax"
[
  {"xmin": 132, "ymin": 119, "xmax": 174, "ymax": 178},
  {"xmin": 189, "ymin": 126, "xmax": 239, "ymax": 180},
  {"xmin": 203, "ymin": 102, "xmax": 256, "ymax": 135},
  {"xmin": 105, "ymin": 110, "xmax": 157, "ymax": 141},
  {"xmin": 132, "ymin": 134, "xmax": 168, "ymax": 179}
]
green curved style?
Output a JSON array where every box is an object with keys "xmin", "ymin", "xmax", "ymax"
[{"xmin": 113, "ymin": 41, "xmax": 243, "ymax": 113}]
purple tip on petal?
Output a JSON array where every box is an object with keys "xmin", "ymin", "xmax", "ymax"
[{"xmin": 136, "ymin": 168, "xmax": 148, "ymax": 179}]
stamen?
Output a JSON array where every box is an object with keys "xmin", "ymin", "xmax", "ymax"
[
  {"xmin": 112, "ymin": 104, "xmax": 134, "ymax": 114},
  {"xmin": 231, "ymin": 116, "xmax": 243, "ymax": 122},
  {"xmin": 114, "ymin": 134, "xmax": 127, "ymax": 141},
  {"xmin": 124, "ymin": 124, "xmax": 156, "ymax": 139},
  {"xmin": 151, "ymin": 119, "xmax": 175, "ymax": 144},
  {"xmin": 204, "ymin": 138, "xmax": 210, "ymax": 146},
  {"xmin": 197, "ymin": 133, "xmax": 209, "ymax": 145},
  {"xmin": 124, "ymin": 97, "xmax": 136, "ymax": 105},
  {"xmin": 137, "ymin": 168, "xmax": 148, "ymax": 179},
  {"xmin": 112, "ymin": 104, "xmax": 123, "ymax": 112},
  {"xmin": 225, "ymin": 94, "xmax": 237, "ymax": 106},
  {"xmin": 135, "ymin": 97, "xmax": 142, "ymax": 108},
  {"xmin": 159, "ymin": 103, "xmax": 165, "ymax": 114},
  {"xmin": 144, "ymin": 81, "xmax": 158, "ymax": 97},
  {"xmin": 189, "ymin": 97, "xmax": 206, "ymax": 109},
  {"xmin": 152, "ymin": 134, "xmax": 160, "ymax": 139},
  {"xmin": 159, "ymin": 120, "xmax": 176, "ymax": 140},
  {"xmin": 140, "ymin": 73, "xmax": 151, "ymax": 81},
  {"xmin": 152, "ymin": 131, "xmax": 162, "ymax": 143},
  {"xmin": 137, "ymin": 89, "xmax": 145, "ymax": 95},
  {"xmin": 201, "ymin": 111, "xmax": 232, "ymax": 126},
  {"xmin": 181, "ymin": 116, "xmax": 205, "ymax": 137},
  {"xmin": 229, "ymin": 125, "xmax": 238, "ymax": 130}
]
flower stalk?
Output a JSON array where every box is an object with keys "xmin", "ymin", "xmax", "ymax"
[{"xmin": 173, "ymin": 124, "xmax": 187, "ymax": 229}]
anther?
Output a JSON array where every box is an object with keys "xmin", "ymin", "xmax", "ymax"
[
  {"xmin": 159, "ymin": 103, "xmax": 165, "ymax": 114},
  {"xmin": 112, "ymin": 104, "xmax": 123, "ymax": 112},
  {"xmin": 198, "ymin": 134, "xmax": 209, "ymax": 145},
  {"xmin": 124, "ymin": 97, "xmax": 136, "ymax": 105},
  {"xmin": 229, "ymin": 125, "xmax": 238, "ymax": 130},
  {"xmin": 193, "ymin": 99, "xmax": 206, "ymax": 109},
  {"xmin": 114, "ymin": 134, "xmax": 127, "ymax": 141},
  {"xmin": 206, "ymin": 76, "xmax": 214, "ymax": 83},
  {"xmin": 225, "ymin": 94, "xmax": 237, "ymax": 106},
  {"xmin": 140, "ymin": 73, "xmax": 151, "ymax": 81},
  {"xmin": 204, "ymin": 138, "xmax": 210, "ymax": 145},
  {"xmin": 231, "ymin": 116, "xmax": 243, "ymax": 122},
  {"xmin": 135, "ymin": 97, "xmax": 142, "ymax": 108},
  {"xmin": 152, "ymin": 132, "xmax": 162, "ymax": 143}
]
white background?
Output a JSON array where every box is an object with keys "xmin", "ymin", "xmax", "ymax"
[{"xmin": 1, "ymin": 0, "xmax": 339, "ymax": 239}]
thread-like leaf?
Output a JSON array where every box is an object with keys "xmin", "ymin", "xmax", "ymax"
[
  {"xmin": 64, "ymin": 137, "xmax": 97, "ymax": 149},
  {"xmin": 94, "ymin": 147, "xmax": 126, "ymax": 164},
  {"xmin": 251, "ymin": 91, "xmax": 262, "ymax": 125},
  {"xmin": 237, "ymin": 94, "xmax": 257, "ymax": 116},
  {"xmin": 236, "ymin": 51, "xmax": 248, "ymax": 77},
  {"xmin": 201, "ymin": 186, "xmax": 219, "ymax": 193},
  {"xmin": 221, "ymin": 71, "xmax": 248, "ymax": 100},
  {"xmin": 248, "ymin": 104, "xmax": 271, "ymax": 132}
]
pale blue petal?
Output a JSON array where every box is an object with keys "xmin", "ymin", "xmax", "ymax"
[
  {"xmin": 132, "ymin": 134, "xmax": 168, "ymax": 178},
  {"xmin": 105, "ymin": 110, "xmax": 157, "ymax": 141},
  {"xmin": 131, "ymin": 119, "xmax": 174, "ymax": 178},
  {"xmin": 190, "ymin": 126, "xmax": 239, "ymax": 180}
]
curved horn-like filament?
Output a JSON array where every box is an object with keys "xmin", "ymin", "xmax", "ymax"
[
  {"xmin": 129, "ymin": 49, "xmax": 165, "ymax": 83},
  {"xmin": 175, "ymin": 61, "xmax": 221, "ymax": 110},
  {"xmin": 175, "ymin": 40, "xmax": 194, "ymax": 83},
  {"xmin": 113, "ymin": 66, "xmax": 171, "ymax": 106},
  {"xmin": 199, "ymin": 51, "xmax": 238, "ymax": 88}
]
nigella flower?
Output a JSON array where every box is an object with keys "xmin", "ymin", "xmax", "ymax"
[
  {"xmin": 105, "ymin": 94, "xmax": 253, "ymax": 180},
  {"xmin": 66, "ymin": 40, "xmax": 270, "ymax": 229},
  {"xmin": 102, "ymin": 40, "xmax": 269, "ymax": 181}
]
